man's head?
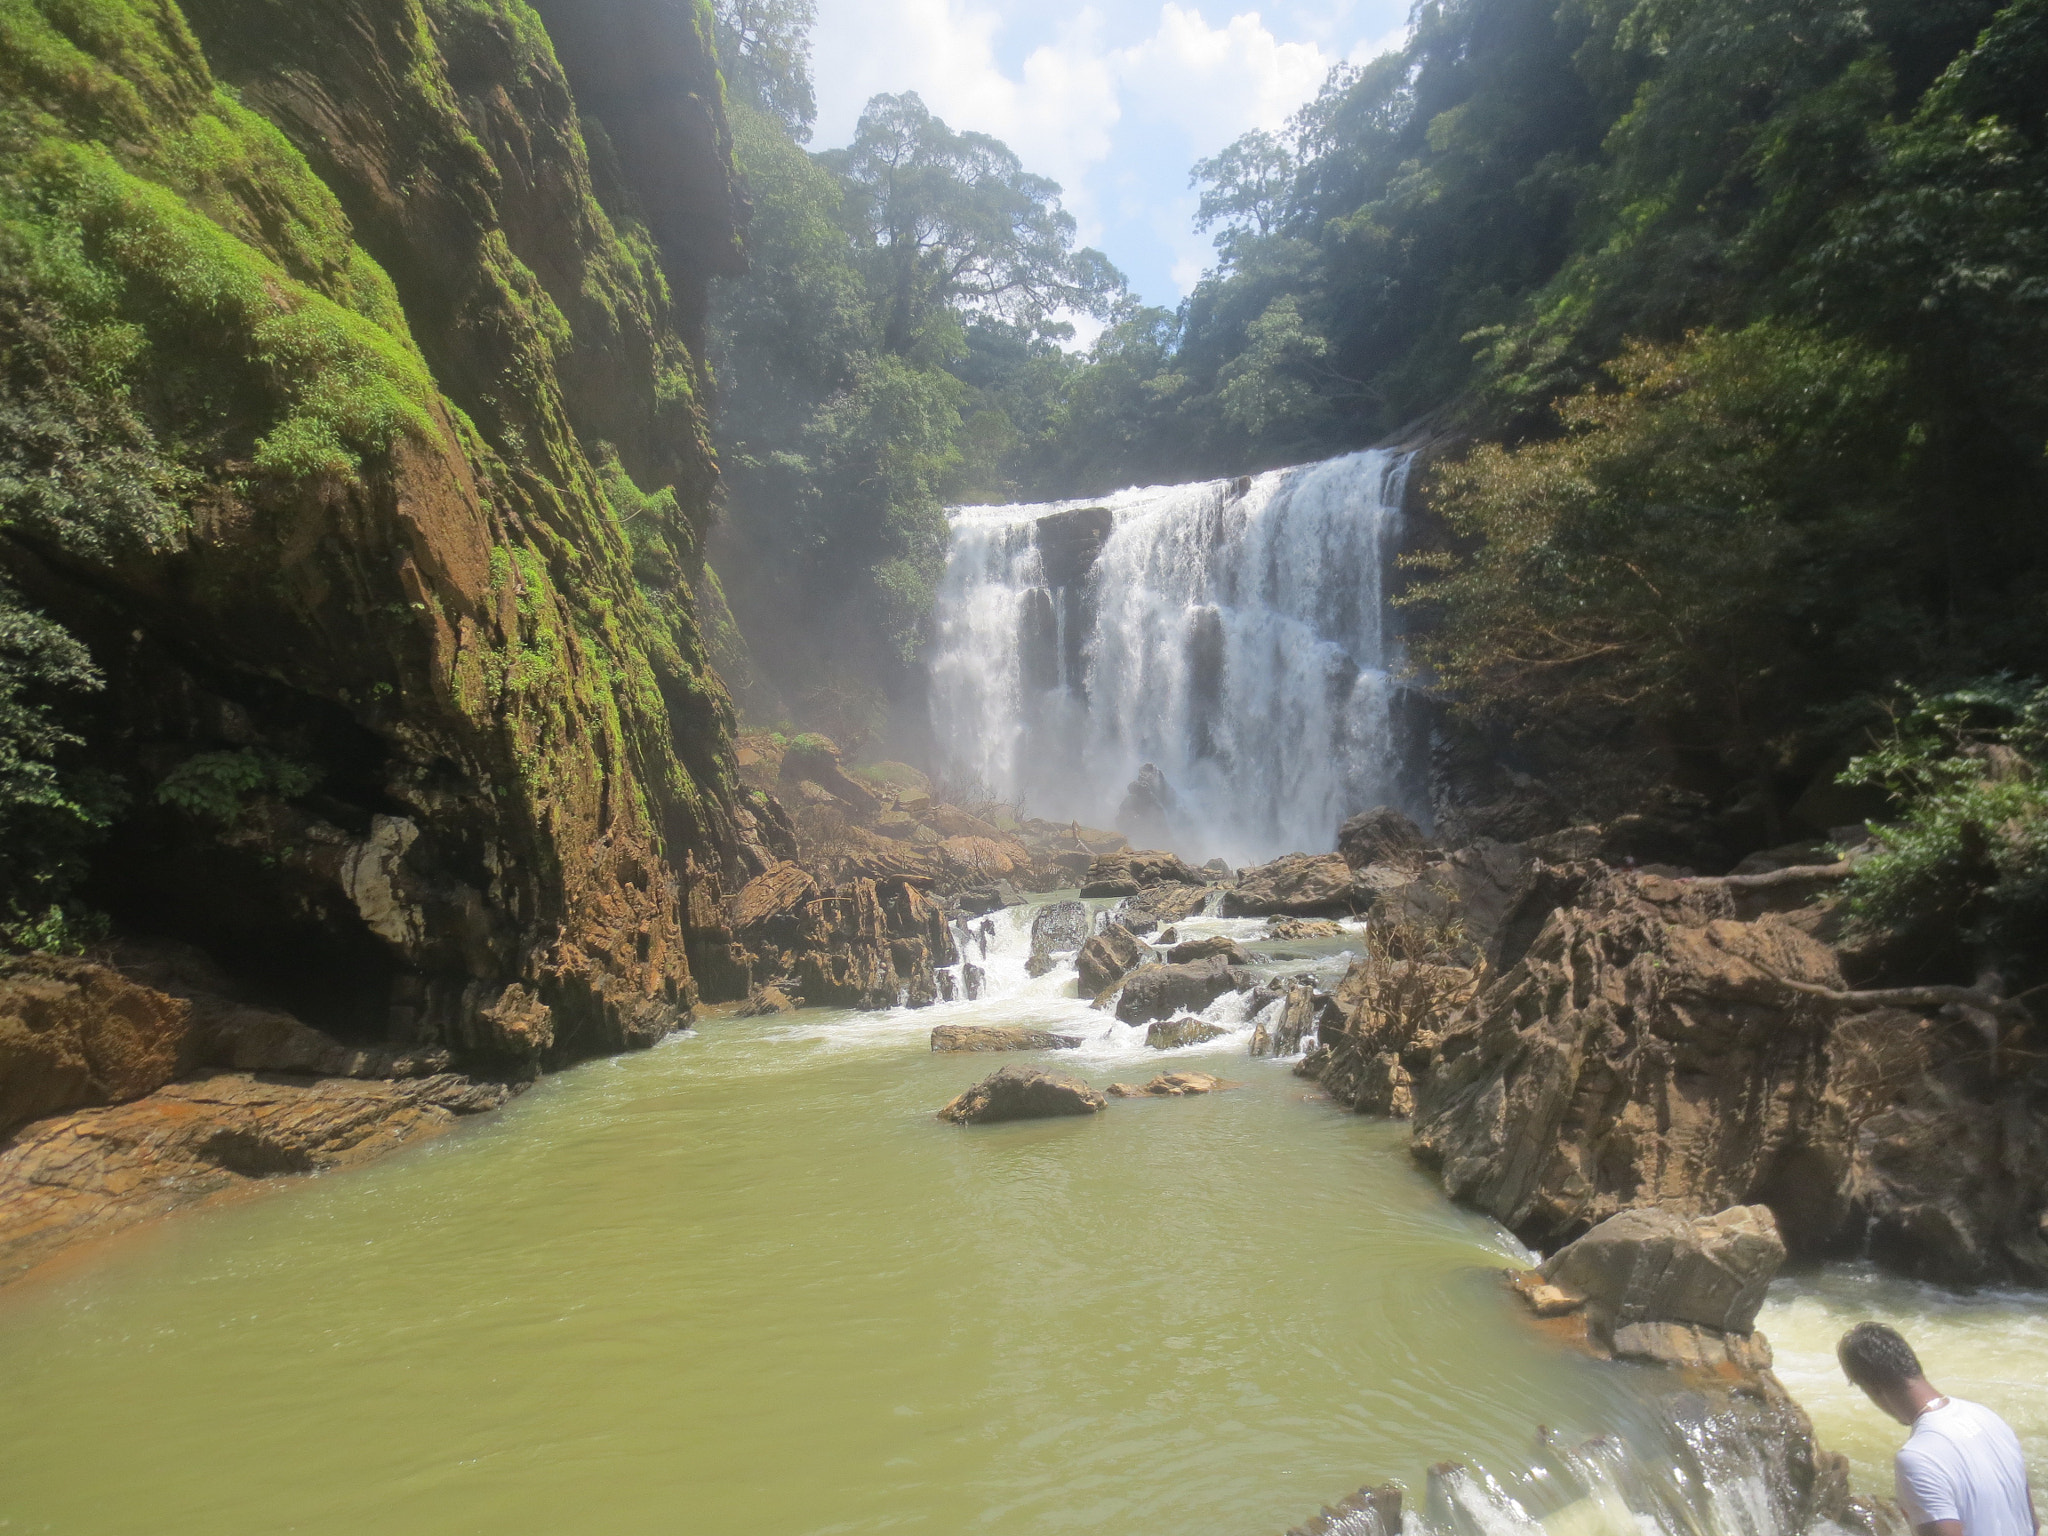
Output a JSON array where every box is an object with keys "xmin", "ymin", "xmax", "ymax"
[{"xmin": 1838, "ymin": 1322, "xmax": 1929, "ymax": 1425}]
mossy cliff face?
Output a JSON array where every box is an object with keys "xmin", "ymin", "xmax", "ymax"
[{"xmin": 0, "ymin": 0, "xmax": 757, "ymax": 1072}]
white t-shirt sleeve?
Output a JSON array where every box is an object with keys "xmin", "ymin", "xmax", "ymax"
[{"xmin": 1898, "ymin": 1443, "xmax": 1963, "ymax": 1528}]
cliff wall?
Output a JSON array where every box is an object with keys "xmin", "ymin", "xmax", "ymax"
[{"xmin": 0, "ymin": 0, "xmax": 754, "ymax": 1078}]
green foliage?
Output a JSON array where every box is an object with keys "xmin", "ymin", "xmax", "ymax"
[
  {"xmin": 155, "ymin": 748, "xmax": 316, "ymax": 824},
  {"xmin": 1406, "ymin": 323, "xmax": 1911, "ymax": 776},
  {"xmin": 1839, "ymin": 678, "xmax": 2048, "ymax": 962},
  {"xmin": 712, "ymin": 0, "xmax": 816, "ymax": 141}
]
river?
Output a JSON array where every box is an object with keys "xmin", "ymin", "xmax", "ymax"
[{"xmin": 0, "ymin": 900, "xmax": 2040, "ymax": 1535}]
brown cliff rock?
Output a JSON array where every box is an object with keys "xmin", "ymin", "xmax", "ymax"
[
  {"xmin": 1408, "ymin": 865, "xmax": 2048, "ymax": 1285},
  {"xmin": 5, "ymin": 0, "xmax": 756, "ymax": 1075}
]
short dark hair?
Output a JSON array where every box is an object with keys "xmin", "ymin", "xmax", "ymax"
[{"xmin": 1838, "ymin": 1323, "xmax": 1925, "ymax": 1389}]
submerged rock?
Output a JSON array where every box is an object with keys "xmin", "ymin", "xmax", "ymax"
[
  {"xmin": 936, "ymin": 1066, "xmax": 1107, "ymax": 1124},
  {"xmin": 1104, "ymin": 1072, "xmax": 1236, "ymax": 1097},
  {"xmin": 1077, "ymin": 924, "xmax": 1150, "ymax": 997},
  {"xmin": 929, "ymin": 1025, "xmax": 1082, "ymax": 1052},
  {"xmin": 1112, "ymin": 957, "xmax": 1245, "ymax": 1023},
  {"xmin": 1144, "ymin": 1016, "xmax": 1229, "ymax": 1049},
  {"xmin": 1265, "ymin": 916, "xmax": 1345, "ymax": 941}
]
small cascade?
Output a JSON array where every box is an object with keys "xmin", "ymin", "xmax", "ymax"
[{"xmin": 930, "ymin": 450, "xmax": 1421, "ymax": 866}]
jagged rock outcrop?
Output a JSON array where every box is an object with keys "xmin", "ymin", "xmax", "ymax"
[
  {"xmin": 1219, "ymin": 853, "xmax": 1362, "ymax": 916},
  {"xmin": 0, "ymin": 0, "xmax": 756, "ymax": 1077},
  {"xmin": 1077, "ymin": 924, "xmax": 1149, "ymax": 996},
  {"xmin": 1079, "ymin": 849, "xmax": 1207, "ymax": 898},
  {"xmin": 1406, "ymin": 865, "xmax": 2048, "ymax": 1286},
  {"xmin": 937, "ymin": 1065, "xmax": 1107, "ymax": 1125},
  {"xmin": 718, "ymin": 862, "xmax": 957, "ymax": 1010},
  {"xmin": 1337, "ymin": 807, "xmax": 1429, "ymax": 873},
  {"xmin": 1114, "ymin": 883, "xmax": 1212, "ymax": 930}
]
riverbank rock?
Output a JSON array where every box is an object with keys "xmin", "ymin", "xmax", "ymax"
[
  {"xmin": 1105, "ymin": 1072, "xmax": 1236, "ymax": 1097},
  {"xmin": 930, "ymin": 1026, "xmax": 1082, "ymax": 1052},
  {"xmin": 726, "ymin": 865, "xmax": 958, "ymax": 1009},
  {"xmin": 1080, "ymin": 849, "xmax": 1207, "ymax": 898},
  {"xmin": 1165, "ymin": 935, "xmax": 1250, "ymax": 966},
  {"xmin": 1077, "ymin": 925, "xmax": 1150, "ymax": 996},
  {"xmin": 1540, "ymin": 1205, "xmax": 1785, "ymax": 1344},
  {"xmin": 1219, "ymin": 853, "xmax": 1362, "ymax": 917},
  {"xmin": 0, "ymin": 1070, "xmax": 514, "ymax": 1286},
  {"xmin": 1145, "ymin": 1017, "xmax": 1228, "ymax": 1049},
  {"xmin": 1405, "ymin": 861, "xmax": 2048, "ymax": 1286},
  {"xmin": 1112, "ymin": 957, "xmax": 1246, "ymax": 1023},
  {"xmin": 1299, "ymin": 947, "xmax": 1481, "ymax": 1115},
  {"xmin": 1026, "ymin": 900, "xmax": 1092, "ymax": 977},
  {"xmin": 936, "ymin": 1066, "xmax": 1107, "ymax": 1124},
  {"xmin": 1338, "ymin": 807, "xmax": 1429, "ymax": 873}
]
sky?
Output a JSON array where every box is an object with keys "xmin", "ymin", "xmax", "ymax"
[{"xmin": 808, "ymin": 1, "xmax": 1413, "ymax": 321}]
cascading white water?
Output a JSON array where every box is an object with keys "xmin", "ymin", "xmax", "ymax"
[{"xmin": 929, "ymin": 449, "xmax": 1418, "ymax": 865}]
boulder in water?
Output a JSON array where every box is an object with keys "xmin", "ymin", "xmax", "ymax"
[
  {"xmin": 930, "ymin": 1025, "xmax": 1081, "ymax": 1052},
  {"xmin": 1165, "ymin": 934, "xmax": 1249, "ymax": 966},
  {"xmin": 1025, "ymin": 900, "xmax": 1091, "ymax": 977},
  {"xmin": 1105, "ymin": 1071, "xmax": 1237, "ymax": 1097},
  {"xmin": 1337, "ymin": 807, "xmax": 1429, "ymax": 873},
  {"xmin": 936, "ymin": 1065, "xmax": 1107, "ymax": 1124},
  {"xmin": 1144, "ymin": 1016, "xmax": 1229, "ymax": 1049},
  {"xmin": 1219, "ymin": 853, "xmax": 1362, "ymax": 917},
  {"xmin": 1116, "ymin": 883, "xmax": 1211, "ymax": 926},
  {"xmin": 1539, "ymin": 1204, "xmax": 1786, "ymax": 1340},
  {"xmin": 1077, "ymin": 924, "xmax": 1149, "ymax": 996},
  {"xmin": 736, "ymin": 983, "xmax": 799, "ymax": 1016},
  {"xmin": 1112, "ymin": 957, "xmax": 1245, "ymax": 1023}
]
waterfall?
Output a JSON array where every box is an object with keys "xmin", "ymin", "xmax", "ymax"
[{"xmin": 928, "ymin": 449, "xmax": 1420, "ymax": 865}]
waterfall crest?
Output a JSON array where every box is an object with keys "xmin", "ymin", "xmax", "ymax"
[{"xmin": 929, "ymin": 449, "xmax": 1420, "ymax": 865}]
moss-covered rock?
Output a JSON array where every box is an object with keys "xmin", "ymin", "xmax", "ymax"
[{"xmin": 0, "ymin": 0, "xmax": 753, "ymax": 1072}]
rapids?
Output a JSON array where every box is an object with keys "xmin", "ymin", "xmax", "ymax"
[{"xmin": 0, "ymin": 900, "xmax": 2040, "ymax": 1535}]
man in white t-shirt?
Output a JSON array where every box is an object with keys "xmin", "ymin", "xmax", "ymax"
[{"xmin": 1838, "ymin": 1322, "xmax": 2040, "ymax": 1536}]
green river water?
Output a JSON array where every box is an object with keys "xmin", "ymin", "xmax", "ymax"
[{"xmin": 0, "ymin": 901, "xmax": 2040, "ymax": 1536}]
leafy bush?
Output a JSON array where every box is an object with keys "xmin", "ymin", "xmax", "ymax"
[
  {"xmin": 155, "ymin": 750, "xmax": 317, "ymax": 825},
  {"xmin": 1840, "ymin": 678, "xmax": 2048, "ymax": 965}
]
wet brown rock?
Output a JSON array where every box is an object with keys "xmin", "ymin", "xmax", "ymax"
[
  {"xmin": 1219, "ymin": 853, "xmax": 1362, "ymax": 917},
  {"xmin": 1077, "ymin": 924, "xmax": 1149, "ymax": 997},
  {"xmin": 1407, "ymin": 863, "xmax": 2048, "ymax": 1285},
  {"xmin": 936, "ymin": 1065, "xmax": 1107, "ymax": 1124},
  {"xmin": 1025, "ymin": 900, "xmax": 1092, "ymax": 977},
  {"xmin": 1079, "ymin": 849, "xmax": 1207, "ymax": 898},
  {"xmin": 0, "ymin": 1071, "xmax": 514, "ymax": 1286},
  {"xmin": 736, "ymin": 983, "xmax": 799, "ymax": 1016},
  {"xmin": 0, "ymin": 957, "xmax": 198, "ymax": 1137},
  {"xmin": 1540, "ymin": 1205, "xmax": 1786, "ymax": 1340},
  {"xmin": 930, "ymin": 1025, "xmax": 1081, "ymax": 1052},
  {"xmin": 1165, "ymin": 935, "xmax": 1249, "ymax": 966},
  {"xmin": 1144, "ymin": 1016, "xmax": 1228, "ymax": 1049},
  {"xmin": 1112, "ymin": 957, "xmax": 1245, "ymax": 1023},
  {"xmin": 1104, "ymin": 1072, "xmax": 1236, "ymax": 1097},
  {"xmin": 1116, "ymin": 883, "xmax": 1212, "ymax": 927}
]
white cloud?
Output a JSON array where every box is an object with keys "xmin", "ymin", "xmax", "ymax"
[{"xmin": 808, "ymin": 1, "xmax": 1399, "ymax": 305}]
